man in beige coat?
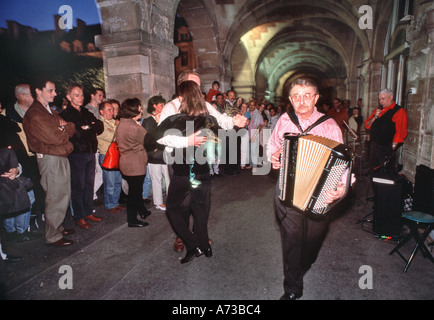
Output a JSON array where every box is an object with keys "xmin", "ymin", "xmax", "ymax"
[{"xmin": 97, "ymin": 101, "xmax": 123, "ymax": 213}]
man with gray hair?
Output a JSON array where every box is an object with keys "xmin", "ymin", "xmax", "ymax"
[
  {"xmin": 364, "ymin": 88, "xmax": 407, "ymax": 177},
  {"xmin": 268, "ymin": 78, "xmax": 349, "ymax": 300},
  {"xmin": 7, "ymin": 84, "xmax": 34, "ymax": 120},
  {"xmin": 6, "ymin": 84, "xmax": 46, "ymax": 228}
]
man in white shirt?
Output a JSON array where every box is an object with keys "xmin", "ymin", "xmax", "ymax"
[{"xmin": 159, "ymin": 71, "xmax": 247, "ymax": 148}]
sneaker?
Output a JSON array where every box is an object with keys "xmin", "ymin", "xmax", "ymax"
[
  {"xmin": 29, "ymin": 213, "xmax": 40, "ymax": 231},
  {"xmin": 156, "ymin": 204, "xmax": 166, "ymax": 211}
]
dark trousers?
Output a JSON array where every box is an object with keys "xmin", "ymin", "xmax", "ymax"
[
  {"xmin": 68, "ymin": 153, "xmax": 95, "ymax": 220},
  {"xmin": 166, "ymin": 173, "xmax": 211, "ymax": 251},
  {"xmin": 224, "ymin": 134, "xmax": 241, "ymax": 175},
  {"xmin": 368, "ymin": 141, "xmax": 396, "ymax": 176},
  {"xmin": 123, "ymin": 174, "xmax": 146, "ymax": 223},
  {"xmin": 274, "ymin": 183, "xmax": 329, "ymax": 297}
]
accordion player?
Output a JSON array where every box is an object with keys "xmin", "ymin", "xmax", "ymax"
[{"xmin": 278, "ymin": 134, "xmax": 352, "ymax": 215}]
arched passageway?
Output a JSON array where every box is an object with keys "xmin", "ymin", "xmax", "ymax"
[
  {"xmin": 94, "ymin": 0, "xmax": 434, "ymax": 179},
  {"xmin": 95, "ymin": 0, "xmax": 379, "ymax": 109}
]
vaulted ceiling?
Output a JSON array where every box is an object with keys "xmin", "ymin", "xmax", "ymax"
[
  {"xmin": 227, "ymin": 1, "xmax": 371, "ymax": 102},
  {"xmin": 176, "ymin": 0, "xmax": 384, "ymax": 102}
]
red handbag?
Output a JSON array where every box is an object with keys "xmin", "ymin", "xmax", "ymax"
[
  {"xmin": 102, "ymin": 128, "xmax": 120, "ymax": 170},
  {"xmin": 102, "ymin": 141, "xmax": 120, "ymax": 170}
]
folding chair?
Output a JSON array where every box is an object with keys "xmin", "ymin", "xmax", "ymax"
[
  {"xmin": 389, "ymin": 164, "xmax": 434, "ymax": 272},
  {"xmin": 389, "ymin": 211, "xmax": 434, "ymax": 272}
]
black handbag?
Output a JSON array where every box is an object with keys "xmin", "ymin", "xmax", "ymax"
[{"xmin": 0, "ymin": 149, "xmax": 33, "ymax": 215}]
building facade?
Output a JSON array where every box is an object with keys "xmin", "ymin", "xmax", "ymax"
[{"xmin": 95, "ymin": 0, "xmax": 432, "ymax": 179}]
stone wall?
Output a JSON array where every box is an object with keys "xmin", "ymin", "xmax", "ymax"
[{"xmin": 402, "ymin": 7, "xmax": 434, "ymax": 181}]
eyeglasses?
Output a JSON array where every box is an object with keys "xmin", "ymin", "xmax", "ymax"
[{"xmin": 290, "ymin": 93, "xmax": 317, "ymax": 102}]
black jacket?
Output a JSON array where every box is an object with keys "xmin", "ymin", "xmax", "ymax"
[
  {"xmin": 145, "ymin": 113, "xmax": 220, "ymax": 176},
  {"xmin": 60, "ymin": 105, "xmax": 104, "ymax": 154},
  {"xmin": 141, "ymin": 116, "xmax": 165, "ymax": 164}
]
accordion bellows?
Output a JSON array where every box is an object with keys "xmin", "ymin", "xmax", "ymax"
[{"xmin": 279, "ymin": 134, "xmax": 352, "ymax": 215}]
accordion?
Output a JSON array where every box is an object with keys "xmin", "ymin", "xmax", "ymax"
[{"xmin": 279, "ymin": 134, "xmax": 352, "ymax": 215}]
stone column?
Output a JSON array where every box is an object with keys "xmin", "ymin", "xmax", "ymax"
[{"xmin": 95, "ymin": 0, "xmax": 178, "ymax": 113}]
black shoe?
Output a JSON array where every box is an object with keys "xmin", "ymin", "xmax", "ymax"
[
  {"xmin": 280, "ymin": 293, "xmax": 298, "ymax": 300},
  {"xmin": 181, "ymin": 247, "xmax": 204, "ymax": 264},
  {"xmin": 214, "ymin": 173, "xmax": 222, "ymax": 178},
  {"xmin": 5, "ymin": 231, "xmax": 17, "ymax": 242},
  {"xmin": 3, "ymin": 254, "xmax": 24, "ymax": 263},
  {"xmin": 93, "ymin": 198, "xmax": 103, "ymax": 207},
  {"xmin": 204, "ymin": 245, "xmax": 212, "ymax": 258},
  {"xmin": 128, "ymin": 221, "xmax": 149, "ymax": 227},
  {"xmin": 138, "ymin": 210, "xmax": 151, "ymax": 219},
  {"xmin": 15, "ymin": 230, "xmax": 43, "ymax": 243}
]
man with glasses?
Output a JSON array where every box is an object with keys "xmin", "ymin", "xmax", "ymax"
[{"xmin": 267, "ymin": 78, "xmax": 348, "ymax": 300}]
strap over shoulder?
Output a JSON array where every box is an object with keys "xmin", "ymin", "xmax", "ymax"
[{"xmin": 287, "ymin": 111, "xmax": 331, "ymax": 134}]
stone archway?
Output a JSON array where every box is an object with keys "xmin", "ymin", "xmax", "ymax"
[
  {"xmin": 175, "ymin": 0, "xmax": 228, "ymax": 91},
  {"xmin": 94, "ymin": 0, "xmax": 381, "ymax": 109},
  {"xmin": 95, "ymin": 0, "xmax": 229, "ymax": 108},
  {"xmin": 224, "ymin": 0, "xmax": 373, "ymax": 105}
]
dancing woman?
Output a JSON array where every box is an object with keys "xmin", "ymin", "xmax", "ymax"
[{"xmin": 145, "ymin": 81, "xmax": 219, "ymax": 264}]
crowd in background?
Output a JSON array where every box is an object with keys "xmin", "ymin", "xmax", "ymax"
[{"xmin": 0, "ymin": 77, "xmax": 363, "ymax": 261}]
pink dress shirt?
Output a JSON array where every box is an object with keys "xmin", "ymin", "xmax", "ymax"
[{"xmin": 267, "ymin": 107, "xmax": 344, "ymax": 161}]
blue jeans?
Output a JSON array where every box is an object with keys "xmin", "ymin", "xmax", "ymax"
[
  {"xmin": 99, "ymin": 153, "xmax": 122, "ymax": 209},
  {"xmin": 4, "ymin": 189, "xmax": 35, "ymax": 234},
  {"xmin": 142, "ymin": 165, "xmax": 151, "ymax": 199}
]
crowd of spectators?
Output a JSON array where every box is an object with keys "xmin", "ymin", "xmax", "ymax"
[{"xmin": 0, "ymin": 75, "xmax": 365, "ymax": 262}]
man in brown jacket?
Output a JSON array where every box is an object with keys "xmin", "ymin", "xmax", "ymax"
[{"xmin": 23, "ymin": 79, "xmax": 76, "ymax": 247}]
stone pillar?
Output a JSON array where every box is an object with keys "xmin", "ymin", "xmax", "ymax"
[{"xmin": 95, "ymin": 0, "xmax": 178, "ymax": 114}]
